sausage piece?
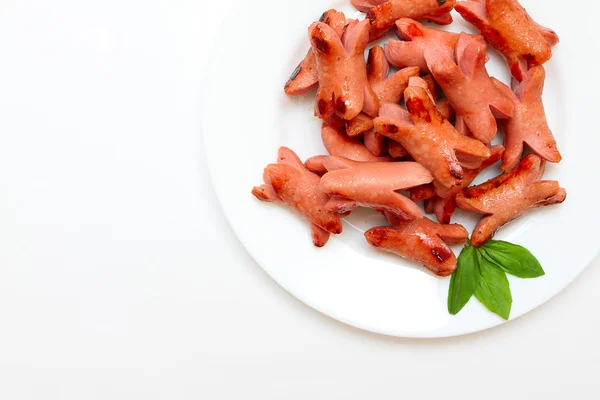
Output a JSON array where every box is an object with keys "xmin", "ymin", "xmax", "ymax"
[
  {"xmin": 455, "ymin": 154, "xmax": 566, "ymax": 246},
  {"xmin": 410, "ymin": 184, "xmax": 437, "ymax": 202},
  {"xmin": 384, "ymin": 18, "xmax": 485, "ymax": 73},
  {"xmin": 373, "ymin": 79, "xmax": 491, "ymax": 197},
  {"xmin": 408, "ymin": 76, "xmax": 456, "ymax": 121},
  {"xmin": 251, "ymin": 147, "xmax": 343, "ymax": 247},
  {"xmin": 310, "ymin": 20, "xmax": 378, "ymax": 121},
  {"xmin": 365, "ymin": 213, "xmax": 468, "ymax": 276},
  {"xmin": 351, "ymin": 0, "xmax": 387, "ymax": 13},
  {"xmin": 316, "ymin": 157, "xmax": 433, "ymax": 219},
  {"xmin": 284, "ymin": 10, "xmax": 347, "ymax": 96},
  {"xmin": 366, "ymin": 0, "xmax": 456, "ymax": 41},
  {"xmin": 424, "ymin": 33, "xmax": 514, "ymax": 144},
  {"xmin": 387, "ymin": 140, "xmax": 408, "ymax": 159},
  {"xmin": 346, "ymin": 113, "xmax": 375, "ymax": 137},
  {"xmin": 455, "ymin": 0, "xmax": 559, "ymax": 81},
  {"xmin": 497, "ymin": 66, "xmax": 562, "ymax": 172},
  {"xmin": 363, "ymin": 130, "xmax": 387, "ymax": 157}
]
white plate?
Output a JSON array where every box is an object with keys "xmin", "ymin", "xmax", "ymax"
[{"xmin": 203, "ymin": 0, "xmax": 600, "ymax": 337}]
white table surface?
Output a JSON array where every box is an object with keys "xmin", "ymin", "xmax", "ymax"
[{"xmin": 0, "ymin": 1, "xmax": 597, "ymax": 398}]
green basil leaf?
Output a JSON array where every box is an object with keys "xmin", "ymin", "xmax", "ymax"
[
  {"xmin": 448, "ymin": 245, "xmax": 480, "ymax": 315},
  {"xmin": 474, "ymin": 252, "xmax": 512, "ymax": 320},
  {"xmin": 480, "ymin": 240, "xmax": 545, "ymax": 279}
]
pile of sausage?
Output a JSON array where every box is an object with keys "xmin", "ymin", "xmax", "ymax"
[{"xmin": 252, "ymin": 0, "xmax": 566, "ymax": 277}]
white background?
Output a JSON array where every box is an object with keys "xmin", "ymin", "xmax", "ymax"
[{"xmin": 0, "ymin": 0, "xmax": 597, "ymax": 398}]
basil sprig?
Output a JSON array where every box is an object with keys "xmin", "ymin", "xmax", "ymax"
[
  {"xmin": 448, "ymin": 246, "xmax": 480, "ymax": 315},
  {"xmin": 448, "ymin": 240, "xmax": 545, "ymax": 320}
]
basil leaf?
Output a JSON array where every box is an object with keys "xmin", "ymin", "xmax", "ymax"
[
  {"xmin": 448, "ymin": 245, "xmax": 480, "ymax": 315},
  {"xmin": 480, "ymin": 240, "xmax": 545, "ymax": 279},
  {"xmin": 474, "ymin": 252, "xmax": 512, "ymax": 320}
]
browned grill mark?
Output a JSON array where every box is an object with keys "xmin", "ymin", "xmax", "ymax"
[
  {"xmin": 336, "ymin": 97, "xmax": 347, "ymax": 114},
  {"xmin": 405, "ymin": 22, "xmax": 423, "ymax": 38},
  {"xmin": 406, "ymin": 97, "xmax": 432, "ymax": 123},
  {"xmin": 367, "ymin": 11, "xmax": 376, "ymax": 24},
  {"xmin": 286, "ymin": 65, "xmax": 302, "ymax": 86},
  {"xmin": 382, "ymin": 123, "xmax": 399, "ymax": 134},
  {"xmin": 318, "ymin": 99, "xmax": 328, "ymax": 116},
  {"xmin": 431, "ymin": 246, "xmax": 451, "ymax": 262},
  {"xmin": 314, "ymin": 37, "xmax": 329, "ymax": 53}
]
